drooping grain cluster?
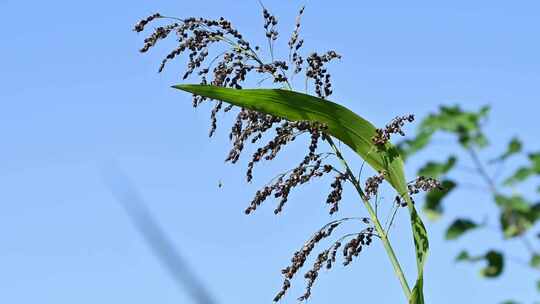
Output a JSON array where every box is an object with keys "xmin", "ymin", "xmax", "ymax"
[
  {"xmin": 244, "ymin": 137, "xmax": 335, "ymax": 215},
  {"xmin": 372, "ymin": 114, "xmax": 415, "ymax": 146},
  {"xmin": 408, "ymin": 176, "xmax": 442, "ymax": 195},
  {"xmin": 274, "ymin": 218, "xmax": 376, "ymax": 302},
  {"xmin": 133, "ymin": 13, "xmax": 161, "ymax": 32},
  {"xmin": 386, "ymin": 176, "xmax": 442, "ymax": 207},
  {"xmin": 305, "ymin": 51, "xmax": 342, "ymax": 99},
  {"xmin": 326, "ymin": 173, "xmax": 347, "ymax": 214},
  {"xmin": 364, "ymin": 172, "xmax": 386, "ymax": 200}
]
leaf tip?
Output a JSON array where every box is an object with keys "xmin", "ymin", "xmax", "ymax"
[{"xmin": 171, "ymin": 84, "xmax": 190, "ymax": 91}]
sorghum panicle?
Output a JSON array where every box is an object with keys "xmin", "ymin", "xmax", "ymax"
[
  {"xmin": 326, "ymin": 173, "xmax": 347, "ymax": 214},
  {"xmin": 364, "ymin": 171, "xmax": 385, "ymax": 200},
  {"xmin": 306, "ymin": 51, "xmax": 342, "ymax": 99},
  {"xmin": 274, "ymin": 219, "xmax": 374, "ymax": 302},
  {"xmin": 372, "ymin": 114, "xmax": 415, "ymax": 146},
  {"xmin": 133, "ymin": 13, "xmax": 162, "ymax": 33},
  {"xmin": 136, "ymin": 7, "xmax": 395, "ymax": 303},
  {"xmin": 408, "ymin": 176, "xmax": 442, "ymax": 195},
  {"xmin": 342, "ymin": 229, "xmax": 374, "ymax": 266},
  {"xmin": 274, "ymin": 222, "xmax": 340, "ymax": 302}
]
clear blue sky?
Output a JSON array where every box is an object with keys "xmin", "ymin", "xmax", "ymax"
[{"xmin": 1, "ymin": 0, "xmax": 539, "ymax": 303}]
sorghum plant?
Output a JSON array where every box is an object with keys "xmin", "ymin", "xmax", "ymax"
[{"xmin": 135, "ymin": 4, "xmax": 432, "ymax": 303}]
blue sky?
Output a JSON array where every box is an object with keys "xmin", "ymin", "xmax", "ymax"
[{"xmin": 1, "ymin": 0, "xmax": 540, "ymax": 303}]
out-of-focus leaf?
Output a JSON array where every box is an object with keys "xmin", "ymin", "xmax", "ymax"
[
  {"xmin": 445, "ymin": 218, "xmax": 478, "ymax": 240},
  {"xmin": 173, "ymin": 85, "xmax": 429, "ymax": 303},
  {"xmin": 504, "ymin": 167, "xmax": 534, "ymax": 186},
  {"xmin": 495, "ymin": 194, "xmax": 531, "ymax": 212},
  {"xmin": 456, "ymin": 250, "xmax": 504, "ymax": 278},
  {"xmin": 423, "ymin": 180, "xmax": 456, "ymax": 220},
  {"xmin": 537, "ymin": 280, "xmax": 540, "ymax": 292},
  {"xmin": 421, "ymin": 105, "xmax": 487, "ymax": 133},
  {"xmin": 481, "ymin": 251, "xmax": 504, "ymax": 278},
  {"xmin": 500, "ymin": 210, "xmax": 535, "ymax": 238},
  {"xmin": 533, "ymin": 203, "xmax": 540, "ymax": 220},
  {"xmin": 419, "ymin": 105, "xmax": 490, "ymax": 149},
  {"xmin": 464, "ymin": 132, "xmax": 489, "ymax": 148},
  {"xmin": 501, "ymin": 301, "xmax": 520, "ymax": 304},
  {"xmin": 398, "ymin": 105, "xmax": 490, "ymax": 160},
  {"xmin": 491, "ymin": 137, "xmax": 522, "ymax": 163},
  {"xmin": 504, "ymin": 152, "xmax": 540, "ymax": 185},
  {"xmin": 496, "ymin": 194, "xmax": 536, "ymax": 238},
  {"xmin": 397, "ymin": 131, "xmax": 434, "ymax": 160},
  {"xmin": 530, "ymin": 152, "xmax": 540, "ymax": 172},
  {"xmin": 531, "ymin": 254, "xmax": 540, "ymax": 269},
  {"xmin": 417, "ymin": 156, "xmax": 457, "ymax": 178},
  {"xmin": 456, "ymin": 250, "xmax": 470, "ymax": 261},
  {"xmin": 506, "ymin": 137, "xmax": 522, "ymax": 157}
]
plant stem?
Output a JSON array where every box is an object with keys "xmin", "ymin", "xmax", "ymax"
[
  {"xmin": 467, "ymin": 147, "xmax": 497, "ymax": 193},
  {"xmin": 239, "ymin": 69, "xmax": 412, "ymax": 297},
  {"xmin": 325, "ymin": 135, "xmax": 412, "ymax": 300},
  {"xmin": 279, "ymin": 76, "xmax": 411, "ymax": 299}
]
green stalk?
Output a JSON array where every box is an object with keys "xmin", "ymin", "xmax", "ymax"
[
  {"xmin": 265, "ymin": 54, "xmax": 411, "ymax": 300},
  {"xmin": 325, "ymin": 135, "xmax": 412, "ymax": 300}
]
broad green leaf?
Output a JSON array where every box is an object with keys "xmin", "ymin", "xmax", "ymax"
[
  {"xmin": 423, "ymin": 180, "xmax": 456, "ymax": 220},
  {"xmin": 174, "ymin": 85, "xmax": 406, "ymax": 189},
  {"xmin": 445, "ymin": 218, "xmax": 478, "ymax": 240},
  {"xmin": 537, "ymin": 279, "xmax": 540, "ymax": 292},
  {"xmin": 491, "ymin": 137, "xmax": 522, "ymax": 163},
  {"xmin": 417, "ymin": 156, "xmax": 457, "ymax": 179},
  {"xmin": 501, "ymin": 301, "xmax": 520, "ymax": 304},
  {"xmin": 173, "ymin": 85, "xmax": 428, "ymax": 303}
]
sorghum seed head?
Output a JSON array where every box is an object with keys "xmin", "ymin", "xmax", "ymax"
[{"xmin": 372, "ymin": 114, "xmax": 415, "ymax": 146}]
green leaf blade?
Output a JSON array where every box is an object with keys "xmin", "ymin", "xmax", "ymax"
[
  {"xmin": 173, "ymin": 84, "xmax": 429, "ymax": 303},
  {"xmin": 174, "ymin": 85, "xmax": 407, "ymax": 190}
]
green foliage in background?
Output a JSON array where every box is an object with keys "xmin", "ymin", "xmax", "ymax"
[{"xmin": 399, "ymin": 104, "xmax": 540, "ymax": 303}]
